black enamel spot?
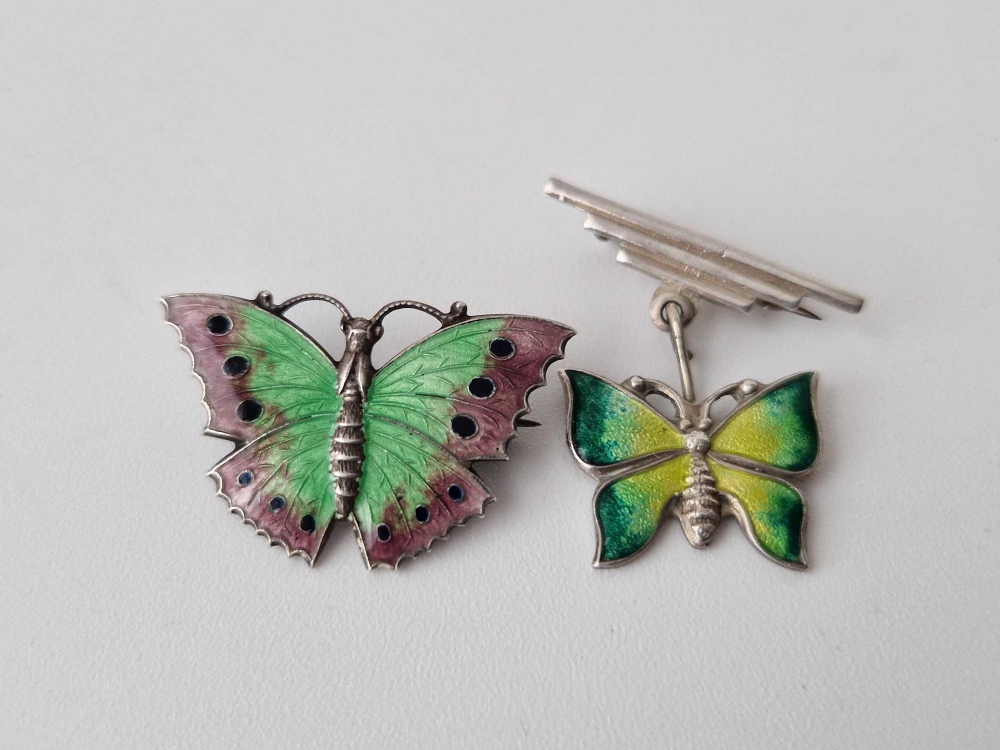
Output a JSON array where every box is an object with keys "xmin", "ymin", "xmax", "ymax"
[
  {"xmin": 236, "ymin": 399, "xmax": 263, "ymax": 422},
  {"xmin": 376, "ymin": 523, "xmax": 392, "ymax": 542},
  {"xmin": 447, "ymin": 484, "xmax": 464, "ymax": 502},
  {"xmin": 223, "ymin": 355, "xmax": 250, "ymax": 377},
  {"xmin": 451, "ymin": 415, "xmax": 477, "ymax": 439},
  {"xmin": 489, "ymin": 337, "xmax": 515, "ymax": 359},
  {"xmin": 237, "ymin": 471, "xmax": 253, "ymax": 487},
  {"xmin": 206, "ymin": 314, "xmax": 233, "ymax": 335},
  {"xmin": 268, "ymin": 496, "xmax": 285, "ymax": 512},
  {"xmin": 300, "ymin": 514, "xmax": 316, "ymax": 533},
  {"xmin": 415, "ymin": 505, "xmax": 430, "ymax": 524},
  {"xmin": 468, "ymin": 377, "xmax": 495, "ymax": 399}
]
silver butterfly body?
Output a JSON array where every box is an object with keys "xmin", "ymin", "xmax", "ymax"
[
  {"xmin": 251, "ymin": 294, "xmax": 469, "ymax": 520},
  {"xmin": 675, "ymin": 430, "xmax": 724, "ymax": 547}
]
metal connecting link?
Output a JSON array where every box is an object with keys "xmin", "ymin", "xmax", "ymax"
[
  {"xmin": 664, "ymin": 302, "xmax": 695, "ymax": 403},
  {"xmin": 649, "ymin": 284, "xmax": 698, "ymax": 401}
]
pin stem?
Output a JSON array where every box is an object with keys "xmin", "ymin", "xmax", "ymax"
[{"xmin": 665, "ymin": 302, "xmax": 695, "ymax": 403}]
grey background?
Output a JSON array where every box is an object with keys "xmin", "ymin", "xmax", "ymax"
[{"xmin": 2, "ymin": 2, "xmax": 998, "ymax": 748}]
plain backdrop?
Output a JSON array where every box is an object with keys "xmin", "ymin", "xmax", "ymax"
[{"xmin": 2, "ymin": 2, "xmax": 998, "ymax": 749}]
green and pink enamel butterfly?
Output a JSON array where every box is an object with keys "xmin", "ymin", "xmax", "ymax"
[
  {"xmin": 165, "ymin": 291, "xmax": 574, "ymax": 569},
  {"xmin": 561, "ymin": 369, "xmax": 819, "ymax": 569}
]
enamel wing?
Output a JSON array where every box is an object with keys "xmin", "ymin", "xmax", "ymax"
[
  {"xmin": 164, "ymin": 291, "xmax": 573, "ymax": 569},
  {"xmin": 562, "ymin": 369, "xmax": 819, "ymax": 569}
]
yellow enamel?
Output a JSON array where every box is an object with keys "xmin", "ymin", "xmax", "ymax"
[
  {"xmin": 708, "ymin": 458, "xmax": 804, "ymax": 564},
  {"xmin": 566, "ymin": 371, "xmax": 684, "ymax": 467},
  {"xmin": 710, "ymin": 373, "xmax": 818, "ymax": 473}
]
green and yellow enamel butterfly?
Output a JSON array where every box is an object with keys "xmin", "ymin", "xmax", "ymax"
[{"xmin": 561, "ymin": 369, "xmax": 820, "ymax": 569}]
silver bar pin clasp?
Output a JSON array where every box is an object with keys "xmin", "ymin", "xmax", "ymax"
[
  {"xmin": 545, "ymin": 177, "xmax": 864, "ymax": 398},
  {"xmin": 544, "ymin": 178, "xmax": 864, "ymax": 321}
]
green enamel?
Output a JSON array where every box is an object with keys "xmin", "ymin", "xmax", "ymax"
[
  {"xmin": 235, "ymin": 304, "xmax": 342, "ymax": 430},
  {"xmin": 355, "ymin": 416, "xmax": 440, "ymax": 528},
  {"xmin": 253, "ymin": 415, "xmax": 340, "ymax": 526},
  {"xmin": 364, "ymin": 318, "xmax": 501, "ymax": 443},
  {"xmin": 709, "ymin": 458, "xmax": 804, "ymax": 564},
  {"xmin": 167, "ymin": 294, "xmax": 345, "ymax": 558},
  {"xmin": 353, "ymin": 315, "xmax": 570, "ymax": 565},
  {"xmin": 711, "ymin": 373, "xmax": 818, "ymax": 473},
  {"xmin": 595, "ymin": 455, "xmax": 690, "ymax": 563},
  {"xmin": 354, "ymin": 412, "xmax": 490, "ymax": 567},
  {"xmin": 566, "ymin": 371, "xmax": 684, "ymax": 467}
]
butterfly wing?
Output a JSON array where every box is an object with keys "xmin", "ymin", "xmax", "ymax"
[
  {"xmin": 709, "ymin": 372, "xmax": 819, "ymax": 474},
  {"xmin": 210, "ymin": 417, "xmax": 341, "ymax": 563},
  {"xmin": 561, "ymin": 369, "xmax": 689, "ymax": 566},
  {"xmin": 592, "ymin": 454, "xmax": 692, "ymax": 567},
  {"xmin": 365, "ymin": 316, "xmax": 574, "ymax": 460},
  {"xmin": 561, "ymin": 370, "xmax": 685, "ymax": 471},
  {"xmin": 354, "ymin": 315, "xmax": 573, "ymax": 567},
  {"xmin": 707, "ymin": 372, "xmax": 816, "ymax": 569},
  {"xmin": 164, "ymin": 294, "xmax": 342, "ymax": 562},
  {"xmin": 708, "ymin": 457, "xmax": 807, "ymax": 568},
  {"xmin": 351, "ymin": 416, "xmax": 493, "ymax": 569}
]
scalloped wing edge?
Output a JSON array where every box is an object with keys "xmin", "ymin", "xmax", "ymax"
[
  {"xmin": 464, "ymin": 316, "xmax": 575, "ymax": 462},
  {"xmin": 351, "ymin": 492, "xmax": 496, "ymax": 571},
  {"xmin": 205, "ymin": 466, "xmax": 318, "ymax": 567},
  {"xmin": 162, "ymin": 297, "xmax": 241, "ymax": 443},
  {"xmin": 372, "ymin": 315, "xmax": 576, "ymax": 463},
  {"xmin": 165, "ymin": 294, "xmax": 336, "ymax": 567},
  {"xmin": 494, "ymin": 324, "xmax": 576, "ymax": 461},
  {"xmin": 162, "ymin": 293, "xmax": 342, "ymax": 445},
  {"xmin": 496, "ymin": 315, "xmax": 576, "ymax": 458}
]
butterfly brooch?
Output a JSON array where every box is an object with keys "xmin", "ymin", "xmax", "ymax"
[
  {"xmin": 547, "ymin": 178, "xmax": 862, "ymax": 569},
  {"xmin": 164, "ymin": 291, "xmax": 574, "ymax": 569},
  {"xmin": 562, "ymin": 370, "xmax": 818, "ymax": 569}
]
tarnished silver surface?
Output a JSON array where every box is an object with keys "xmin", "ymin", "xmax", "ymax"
[{"xmin": 544, "ymin": 177, "xmax": 865, "ymax": 319}]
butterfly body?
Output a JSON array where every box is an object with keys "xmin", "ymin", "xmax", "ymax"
[
  {"xmin": 675, "ymin": 431, "xmax": 723, "ymax": 547},
  {"xmin": 331, "ymin": 375, "xmax": 365, "ymax": 518},
  {"xmin": 330, "ymin": 316, "xmax": 382, "ymax": 517},
  {"xmin": 165, "ymin": 292, "xmax": 573, "ymax": 568},
  {"xmin": 562, "ymin": 369, "xmax": 820, "ymax": 569}
]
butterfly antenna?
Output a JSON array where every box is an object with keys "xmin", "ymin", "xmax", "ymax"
[
  {"xmin": 256, "ymin": 291, "xmax": 352, "ymax": 321},
  {"xmin": 371, "ymin": 300, "xmax": 469, "ymax": 326}
]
